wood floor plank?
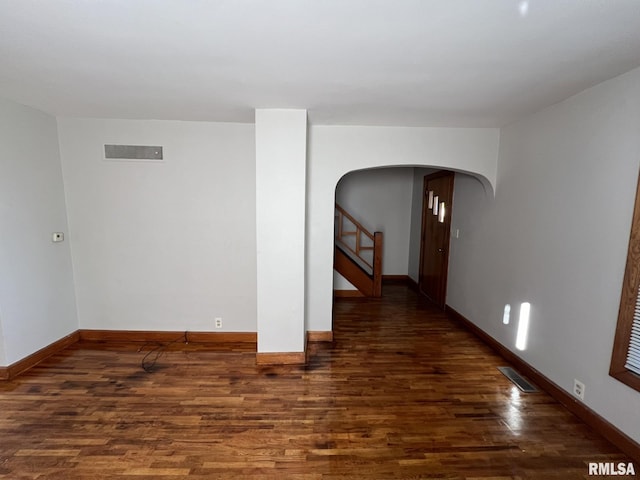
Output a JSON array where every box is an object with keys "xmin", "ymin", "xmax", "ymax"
[{"xmin": 0, "ymin": 285, "xmax": 634, "ymax": 478}]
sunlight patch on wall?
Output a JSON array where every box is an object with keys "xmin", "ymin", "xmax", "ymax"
[
  {"xmin": 503, "ymin": 304, "xmax": 511, "ymax": 325},
  {"xmin": 438, "ymin": 202, "xmax": 446, "ymax": 223},
  {"xmin": 515, "ymin": 302, "xmax": 531, "ymax": 351}
]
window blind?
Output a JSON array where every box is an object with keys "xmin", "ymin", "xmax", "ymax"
[{"xmin": 625, "ymin": 285, "xmax": 640, "ymax": 375}]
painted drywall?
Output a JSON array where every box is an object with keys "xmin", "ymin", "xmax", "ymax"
[
  {"xmin": 408, "ymin": 168, "xmax": 437, "ymax": 282},
  {"xmin": 306, "ymin": 126, "xmax": 500, "ymax": 332},
  {"xmin": 333, "ymin": 272, "xmax": 356, "ymax": 291},
  {"xmin": 0, "ymin": 310, "xmax": 5, "ymax": 365},
  {"xmin": 57, "ymin": 117, "xmax": 256, "ymax": 332},
  {"xmin": 0, "ymin": 98, "xmax": 77, "ymax": 365},
  {"xmin": 447, "ymin": 66, "xmax": 640, "ymax": 442},
  {"xmin": 255, "ymin": 109, "xmax": 307, "ymax": 354}
]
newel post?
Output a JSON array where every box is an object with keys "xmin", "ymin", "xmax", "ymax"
[{"xmin": 373, "ymin": 231, "xmax": 383, "ymax": 297}]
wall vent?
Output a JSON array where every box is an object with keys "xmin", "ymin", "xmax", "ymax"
[
  {"xmin": 497, "ymin": 366, "xmax": 538, "ymax": 392},
  {"xmin": 104, "ymin": 145, "xmax": 163, "ymax": 161}
]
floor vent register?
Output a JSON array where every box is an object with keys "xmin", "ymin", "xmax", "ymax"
[{"xmin": 497, "ymin": 366, "xmax": 538, "ymax": 393}]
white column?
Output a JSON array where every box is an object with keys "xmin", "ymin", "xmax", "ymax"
[{"xmin": 255, "ymin": 109, "xmax": 307, "ymax": 358}]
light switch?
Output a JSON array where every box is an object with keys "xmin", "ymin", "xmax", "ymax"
[{"xmin": 52, "ymin": 232, "xmax": 64, "ymax": 243}]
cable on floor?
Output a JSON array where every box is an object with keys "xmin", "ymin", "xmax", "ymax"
[{"xmin": 140, "ymin": 331, "xmax": 189, "ymax": 373}]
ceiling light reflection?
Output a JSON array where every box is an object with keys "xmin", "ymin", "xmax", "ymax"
[{"xmin": 518, "ymin": 0, "xmax": 529, "ymax": 17}]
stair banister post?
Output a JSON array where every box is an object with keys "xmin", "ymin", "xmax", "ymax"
[{"xmin": 373, "ymin": 232, "xmax": 383, "ymax": 297}]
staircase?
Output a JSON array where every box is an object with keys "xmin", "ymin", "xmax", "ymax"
[{"xmin": 334, "ymin": 204, "xmax": 383, "ymax": 297}]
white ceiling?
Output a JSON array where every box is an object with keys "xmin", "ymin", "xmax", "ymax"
[{"xmin": 1, "ymin": 0, "xmax": 640, "ymax": 127}]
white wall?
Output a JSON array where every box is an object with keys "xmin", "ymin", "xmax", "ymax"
[
  {"xmin": 408, "ymin": 168, "xmax": 437, "ymax": 282},
  {"xmin": 306, "ymin": 125, "xmax": 500, "ymax": 332},
  {"xmin": 0, "ymin": 98, "xmax": 78, "ymax": 365},
  {"xmin": 0, "ymin": 312, "xmax": 5, "ymax": 364},
  {"xmin": 57, "ymin": 117, "xmax": 256, "ymax": 332},
  {"xmin": 255, "ymin": 109, "xmax": 307, "ymax": 353},
  {"xmin": 334, "ymin": 168, "xmax": 414, "ymax": 290},
  {"xmin": 447, "ymin": 66, "xmax": 640, "ymax": 442}
]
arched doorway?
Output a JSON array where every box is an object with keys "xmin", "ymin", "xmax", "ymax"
[
  {"xmin": 304, "ymin": 124, "xmax": 498, "ymax": 339},
  {"xmin": 332, "ymin": 166, "xmax": 436, "ymax": 298}
]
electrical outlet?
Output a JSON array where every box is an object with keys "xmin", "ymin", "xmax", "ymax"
[
  {"xmin": 215, "ymin": 317, "xmax": 223, "ymax": 329},
  {"xmin": 573, "ymin": 379, "xmax": 585, "ymax": 400}
]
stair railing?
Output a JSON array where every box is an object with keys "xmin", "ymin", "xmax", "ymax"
[{"xmin": 335, "ymin": 204, "xmax": 383, "ymax": 297}]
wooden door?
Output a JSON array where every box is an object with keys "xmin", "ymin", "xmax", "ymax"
[{"xmin": 419, "ymin": 171, "xmax": 454, "ymax": 308}]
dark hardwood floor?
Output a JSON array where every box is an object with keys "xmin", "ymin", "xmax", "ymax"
[{"xmin": 0, "ymin": 285, "xmax": 632, "ymax": 479}]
